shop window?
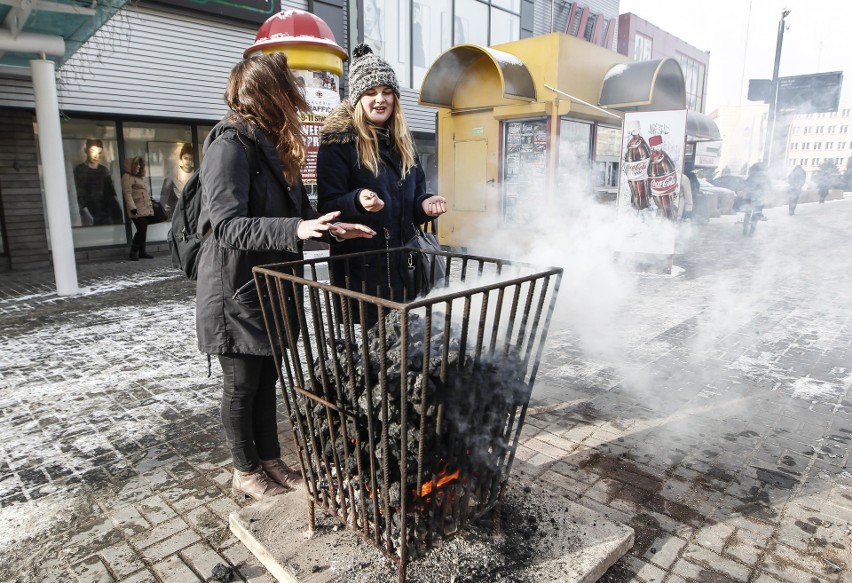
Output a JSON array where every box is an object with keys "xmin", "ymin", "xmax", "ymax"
[
  {"xmin": 490, "ymin": 7, "xmax": 520, "ymax": 46},
  {"xmin": 42, "ymin": 118, "xmax": 125, "ymax": 248},
  {"xmin": 412, "ymin": 1, "xmax": 452, "ymax": 87},
  {"xmin": 363, "ymin": 0, "xmax": 410, "ymax": 88},
  {"xmin": 454, "ymin": 0, "xmax": 489, "ymax": 46},
  {"xmin": 594, "ymin": 125, "xmax": 621, "ymax": 196},
  {"xmin": 122, "ymin": 122, "xmax": 193, "ymax": 242},
  {"xmin": 633, "ymin": 33, "xmax": 652, "ymax": 61},
  {"xmin": 557, "ymin": 118, "xmax": 592, "ymax": 195},
  {"xmin": 503, "ymin": 119, "xmax": 548, "ymax": 226}
]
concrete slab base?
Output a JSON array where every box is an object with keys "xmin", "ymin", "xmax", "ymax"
[{"xmin": 230, "ymin": 479, "xmax": 633, "ymax": 583}]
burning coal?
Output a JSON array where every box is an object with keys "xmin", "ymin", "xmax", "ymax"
[{"xmin": 299, "ymin": 310, "xmax": 527, "ymax": 560}]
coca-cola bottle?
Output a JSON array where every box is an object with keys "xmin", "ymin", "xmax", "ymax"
[
  {"xmin": 647, "ymin": 134, "xmax": 678, "ymax": 220},
  {"xmin": 623, "ymin": 121, "xmax": 651, "ymax": 210}
]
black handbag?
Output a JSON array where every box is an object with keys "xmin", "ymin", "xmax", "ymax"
[
  {"xmin": 404, "ymin": 223, "xmax": 446, "ymax": 297},
  {"xmin": 149, "ymin": 200, "xmax": 168, "ymax": 224}
]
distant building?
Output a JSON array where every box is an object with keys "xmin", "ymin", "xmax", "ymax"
[
  {"xmin": 786, "ymin": 103, "xmax": 852, "ymax": 180},
  {"xmin": 616, "ymin": 12, "xmax": 710, "ymax": 113},
  {"xmin": 711, "ymin": 102, "xmax": 852, "ymax": 181},
  {"xmin": 710, "ymin": 104, "xmax": 768, "ymax": 177}
]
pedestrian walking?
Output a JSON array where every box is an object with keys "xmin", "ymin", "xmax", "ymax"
[
  {"xmin": 787, "ymin": 165, "xmax": 805, "ymax": 215},
  {"xmin": 121, "ymin": 156, "xmax": 154, "ymax": 260},
  {"xmin": 816, "ymin": 161, "xmax": 835, "ymax": 204},
  {"xmin": 195, "ymin": 52, "xmax": 375, "ymax": 501},
  {"xmin": 316, "ymin": 43, "xmax": 447, "ymax": 310}
]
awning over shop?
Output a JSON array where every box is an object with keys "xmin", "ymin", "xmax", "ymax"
[
  {"xmin": 0, "ymin": 0, "xmax": 128, "ymax": 75},
  {"xmin": 686, "ymin": 110, "xmax": 721, "ymax": 141},
  {"xmin": 599, "ymin": 58, "xmax": 685, "ymax": 111},
  {"xmin": 419, "ymin": 44, "xmax": 536, "ymax": 109}
]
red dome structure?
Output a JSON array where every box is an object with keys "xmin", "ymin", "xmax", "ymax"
[{"xmin": 244, "ymin": 9, "xmax": 346, "ymax": 61}]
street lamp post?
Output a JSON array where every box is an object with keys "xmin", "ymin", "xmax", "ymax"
[{"xmin": 763, "ymin": 8, "xmax": 790, "ymax": 169}]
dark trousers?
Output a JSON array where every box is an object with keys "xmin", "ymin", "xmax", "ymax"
[
  {"xmin": 218, "ymin": 354, "xmax": 280, "ymax": 472},
  {"xmin": 131, "ymin": 216, "xmax": 149, "ymax": 250}
]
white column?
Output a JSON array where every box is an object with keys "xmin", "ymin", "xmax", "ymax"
[{"xmin": 31, "ymin": 58, "xmax": 79, "ymax": 296}]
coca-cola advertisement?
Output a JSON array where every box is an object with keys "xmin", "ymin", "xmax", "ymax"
[
  {"xmin": 615, "ymin": 110, "xmax": 688, "ymax": 274},
  {"xmin": 617, "ymin": 110, "xmax": 688, "ymax": 221}
]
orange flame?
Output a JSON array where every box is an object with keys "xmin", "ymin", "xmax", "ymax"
[{"xmin": 420, "ymin": 469, "xmax": 460, "ymax": 498}]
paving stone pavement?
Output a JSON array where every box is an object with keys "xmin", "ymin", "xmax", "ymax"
[{"xmin": 0, "ymin": 198, "xmax": 850, "ymax": 582}]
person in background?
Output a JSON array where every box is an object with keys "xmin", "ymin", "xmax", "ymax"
[
  {"xmin": 744, "ymin": 162, "xmax": 771, "ymax": 220},
  {"xmin": 121, "ymin": 156, "xmax": 154, "ymax": 261},
  {"xmin": 816, "ymin": 162, "xmax": 834, "ymax": 204},
  {"xmin": 196, "ymin": 52, "xmax": 375, "ymax": 501},
  {"xmin": 316, "ymin": 43, "xmax": 446, "ymax": 308},
  {"xmin": 160, "ymin": 142, "xmax": 195, "ymax": 218},
  {"xmin": 74, "ymin": 139, "xmax": 122, "ymax": 226},
  {"xmin": 787, "ymin": 165, "xmax": 806, "ymax": 215}
]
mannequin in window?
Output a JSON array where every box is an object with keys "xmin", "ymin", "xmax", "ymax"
[
  {"xmin": 73, "ymin": 139, "xmax": 122, "ymax": 226},
  {"xmin": 160, "ymin": 143, "xmax": 195, "ymax": 218}
]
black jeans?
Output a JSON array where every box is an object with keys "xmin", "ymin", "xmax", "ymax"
[
  {"xmin": 218, "ymin": 354, "xmax": 280, "ymax": 472},
  {"xmin": 131, "ymin": 216, "xmax": 149, "ymax": 250}
]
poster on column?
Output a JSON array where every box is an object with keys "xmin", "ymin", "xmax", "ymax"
[
  {"xmin": 615, "ymin": 109, "xmax": 688, "ymax": 268},
  {"xmin": 293, "ymin": 69, "xmax": 340, "ymax": 189}
]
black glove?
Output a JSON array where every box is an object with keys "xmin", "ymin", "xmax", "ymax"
[{"xmin": 130, "ymin": 208, "xmax": 138, "ymax": 216}]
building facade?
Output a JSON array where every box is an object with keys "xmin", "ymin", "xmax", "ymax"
[
  {"xmin": 0, "ymin": 0, "xmax": 627, "ymax": 272},
  {"xmin": 786, "ymin": 102, "xmax": 852, "ymax": 180},
  {"xmin": 616, "ymin": 12, "xmax": 709, "ymax": 113}
]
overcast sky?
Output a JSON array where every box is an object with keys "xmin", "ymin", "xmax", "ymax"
[{"xmin": 618, "ymin": 0, "xmax": 852, "ymax": 113}]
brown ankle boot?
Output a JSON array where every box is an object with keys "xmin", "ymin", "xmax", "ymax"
[
  {"xmin": 260, "ymin": 458, "xmax": 303, "ymax": 490},
  {"xmin": 232, "ymin": 468, "xmax": 288, "ymax": 501}
]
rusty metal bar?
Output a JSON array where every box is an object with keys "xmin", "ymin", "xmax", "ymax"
[{"xmin": 254, "ymin": 248, "xmax": 562, "ymax": 583}]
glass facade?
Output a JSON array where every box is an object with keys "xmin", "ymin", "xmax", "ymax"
[
  {"xmin": 363, "ymin": 0, "xmax": 521, "ymax": 89},
  {"xmin": 50, "ymin": 118, "xmax": 126, "ymax": 248},
  {"xmin": 633, "ymin": 33, "xmax": 652, "ymax": 61},
  {"xmin": 594, "ymin": 125, "xmax": 622, "ymax": 196},
  {"xmin": 678, "ymin": 53, "xmax": 706, "ymax": 112},
  {"xmin": 37, "ymin": 117, "xmax": 209, "ymax": 250},
  {"xmin": 123, "ymin": 122, "xmax": 194, "ymax": 241}
]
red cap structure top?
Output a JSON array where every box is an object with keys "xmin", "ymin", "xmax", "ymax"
[
  {"xmin": 244, "ymin": 9, "xmax": 347, "ymax": 59},
  {"xmin": 648, "ymin": 135, "xmax": 663, "ymax": 147}
]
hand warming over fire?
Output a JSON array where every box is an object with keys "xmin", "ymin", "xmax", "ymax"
[
  {"xmin": 421, "ymin": 195, "xmax": 447, "ymax": 217},
  {"xmin": 359, "ymin": 189, "xmax": 384, "ymax": 212}
]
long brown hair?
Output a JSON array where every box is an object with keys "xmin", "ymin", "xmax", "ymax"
[
  {"xmin": 224, "ymin": 52, "xmax": 309, "ymax": 184},
  {"xmin": 352, "ymin": 96, "xmax": 417, "ymax": 178}
]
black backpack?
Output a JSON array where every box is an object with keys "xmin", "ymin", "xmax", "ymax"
[{"xmin": 168, "ymin": 133, "xmax": 258, "ymax": 280}]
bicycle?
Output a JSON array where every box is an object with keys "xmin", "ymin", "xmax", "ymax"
[{"xmin": 740, "ymin": 202, "xmax": 762, "ymax": 237}]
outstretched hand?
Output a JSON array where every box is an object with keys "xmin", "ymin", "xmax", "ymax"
[
  {"xmin": 421, "ymin": 195, "xmax": 447, "ymax": 217},
  {"xmin": 297, "ymin": 211, "xmax": 376, "ymax": 241},
  {"xmin": 359, "ymin": 189, "xmax": 385, "ymax": 213}
]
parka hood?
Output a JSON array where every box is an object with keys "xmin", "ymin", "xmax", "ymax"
[{"xmin": 319, "ymin": 100, "xmax": 356, "ymax": 146}]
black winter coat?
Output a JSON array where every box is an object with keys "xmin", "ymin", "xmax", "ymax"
[
  {"xmin": 195, "ymin": 120, "xmax": 320, "ymax": 356},
  {"xmin": 316, "ymin": 101, "xmax": 430, "ymax": 302}
]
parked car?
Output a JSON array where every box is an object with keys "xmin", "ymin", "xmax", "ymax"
[
  {"xmin": 710, "ymin": 174, "xmax": 747, "ymax": 195},
  {"xmin": 697, "ymin": 178, "xmax": 737, "ymax": 216}
]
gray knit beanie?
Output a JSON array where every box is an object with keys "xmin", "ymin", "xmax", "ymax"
[{"xmin": 348, "ymin": 43, "xmax": 399, "ymax": 103}]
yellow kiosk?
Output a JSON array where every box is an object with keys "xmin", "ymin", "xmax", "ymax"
[{"xmin": 419, "ymin": 32, "xmax": 719, "ymax": 249}]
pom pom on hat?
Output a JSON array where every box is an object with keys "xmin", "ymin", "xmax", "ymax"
[{"xmin": 348, "ymin": 43, "xmax": 399, "ymax": 103}]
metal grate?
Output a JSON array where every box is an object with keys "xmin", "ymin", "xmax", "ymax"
[{"xmin": 254, "ymin": 247, "xmax": 562, "ymax": 583}]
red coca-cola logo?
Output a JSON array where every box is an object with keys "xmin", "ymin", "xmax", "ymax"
[
  {"xmin": 650, "ymin": 172, "xmax": 677, "ymax": 195},
  {"xmin": 625, "ymin": 159, "xmax": 649, "ymax": 181}
]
